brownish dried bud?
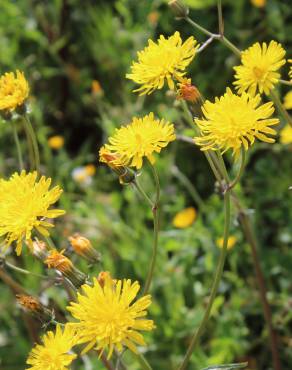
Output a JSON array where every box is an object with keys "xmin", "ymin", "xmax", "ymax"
[
  {"xmin": 29, "ymin": 239, "xmax": 48, "ymax": 260},
  {"xmin": 16, "ymin": 294, "xmax": 52, "ymax": 322},
  {"xmin": 68, "ymin": 233, "xmax": 101, "ymax": 263},
  {"xmin": 177, "ymin": 78, "xmax": 202, "ymax": 104},
  {"xmin": 168, "ymin": 0, "xmax": 189, "ymax": 19},
  {"xmin": 97, "ymin": 271, "xmax": 114, "ymax": 288}
]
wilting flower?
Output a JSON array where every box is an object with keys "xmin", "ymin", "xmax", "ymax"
[
  {"xmin": 173, "ymin": 207, "xmax": 196, "ymax": 228},
  {"xmin": 279, "ymin": 125, "xmax": 292, "ymax": 145},
  {"xmin": 67, "ymin": 275, "xmax": 155, "ymax": 358},
  {"xmin": 233, "ymin": 41, "xmax": 286, "ymax": 95},
  {"xmin": 101, "ymin": 113, "xmax": 176, "ymax": 169},
  {"xmin": 26, "ymin": 324, "xmax": 78, "ymax": 370},
  {"xmin": 16, "ymin": 294, "xmax": 52, "ymax": 323},
  {"xmin": 283, "ymin": 91, "xmax": 292, "ymax": 110},
  {"xmin": 48, "ymin": 135, "xmax": 64, "ymax": 150},
  {"xmin": 177, "ymin": 78, "xmax": 202, "ymax": 103},
  {"xmin": 194, "ymin": 88, "xmax": 279, "ymax": 156},
  {"xmin": 0, "ymin": 171, "xmax": 64, "ymax": 255},
  {"xmin": 0, "ymin": 70, "xmax": 29, "ymax": 112},
  {"xmin": 68, "ymin": 233, "xmax": 100, "ymax": 263},
  {"xmin": 126, "ymin": 31, "xmax": 199, "ymax": 95},
  {"xmin": 216, "ymin": 236, "xmax": 237, "ymax": 250},
  {"xmin": 45, "ymin": 249, "xmax": 86, "ymax": 288}
]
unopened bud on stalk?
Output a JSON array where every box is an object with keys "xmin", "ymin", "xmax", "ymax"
[
  {"xmin": 177, "ymin": 78, "xmax": 202, "ymax": 104},
  {"xmin": 68, "ymin": 233, "xmax": 101, "ymax": 263},
  {"xmin": 99, "ymin": 147, "xmax": 136, "ymax": 185},
  {"xmin": 97, "ymin": 271, "xmax": 113, "ymax": 288},
  {"xmin": 45, "ymin": 249, "xmax": 87, "ymax": 288},
  {"xmin": 168, "ymin": 0, "xmax": 189, "ymax": 19},
  {"xmin": 16, "ymin": 294, "xmax": 52, "ymax": 323}
]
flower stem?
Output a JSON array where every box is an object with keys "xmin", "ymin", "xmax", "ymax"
[
  {"xmin": 23, "ymin": 114, "xmax": 41, "ymax": 172},
  {"xmin": 12, "ymin": 121, "xmax": 24, "ymax": 171},
  {"xmin": 229, "ymin": 147, "xmax": 245, "ymax": 190},
  {"xmin": 2, "ymin": 259, "xmax": 47, "ymax": 279},
  {"xmin": 143, "ymin": 163, "xmax": 160, "ymax": 295},
  {"xmin": 269, "ymin": 89, "xmax": 292, "ymax": 127},
  {"xmin": 133, "ymin": 179, "xmax": 154, "ymax": 208},
  {"xmin": 279, "ymin": 79, "xmax": 292, "ymax": 87},
  {"xmin": 135, "ymin": 352, "xmax": 153, "ymax": 370},
  {"xmin": 185, "ymin": 17, "xmax": 214, "ymax": 38},
  {"xmin": 177, "ymin": 190, "xmax": 231, "ymax": 370}
]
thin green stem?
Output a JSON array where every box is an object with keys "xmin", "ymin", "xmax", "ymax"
[
  {"xmin": 12, "ymin": 121, "xmax": 24, "ymax": 171},
  {"xmin": 229, "ymin": 147, "xmax": 245, "ymax": 190},
  {"xmin": 172, "ymin": 165, "xmax": 205, "ymax": 210},
  {"xmin": 178, "ymin": 191, "xmax": 231, "ymax": 370},
  {"xmin": 220, "ymin": 36, "xmax": 241, "ymax": 57},
  {"xmin": 133, "ymin": 179, "xmax": 154, "ymax": 208},
  {"xmin": 3, "ymin": 260, "xmax": 47, "ymax": 279},
  {"xmin": 185, "ymin": 16, "xmax": 214, "ymax": 38},
  {"xmin": 217, "ymin": 0, "xmax": 224, "ymax": 36},
  {"xmin": 143, "ymin": 162, "xmax": 160, "ymax": 295},
  {"xmin": 23, "ymin": 114, "xmax": 41, "ymax": 172},
  {"xmin": 279, "ymin": 79, "xmax": 292, "ymax": 87},
  {"xmin": 135, "ymin": 353, "xmax": 153, "ymax": 370},
  {"xmin": 269, "ymin": 89, "xmax": 292, "ymax": 127}
]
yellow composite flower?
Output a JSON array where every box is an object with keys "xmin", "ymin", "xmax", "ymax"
[
  {"xmin": 0, "ymin": 171, "xmax": 65, "ymax": 255},
  {"xmin": 126, "ymin": 31, "xmax": 199, "ymax": 95},
  {"xmin": 216, "ymin": 236, "xmax": 237, "ymax": 250},
  {"xmin": 279, "ymin": 125, "xmax": 292, "ymax": 145},
  {"xmin": 173, "ymin": 207, "xmax": 197, "ymax": 228},
  {"xmin": 233, "ymin": 41, "xmax": 286, "ymax": 96},
  {"xmin": 194, "ymin": 88, "xmax": 279, "ymax": 156},
  {"xmin": 26, "ymin": 324, "xmax": 78, "ymax": 370},
  {"xmin": 100, "ymin": 113, "xmax": 176, "ymax": 169},
  {"xmin": 0, "ymin": 70, "xmax": 29, "ymax": 112},
  {"xmin": 48, "ymin": 135, "xmax": 64, "ymax": 150},
  {"xmin": 283, "ymin": 91, "xmax": 292, "ymax": 110},
  {"xmin": 67, "ymin": 275, "xmax": 155, "ymax": 359}
]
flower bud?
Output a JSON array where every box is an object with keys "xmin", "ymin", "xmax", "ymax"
[
  {"xmin": 29, "ymin": 239, "xmax": 48, "ymax": 261},
  {"xmin": 16, "ymin": 294, "xmax": 52, "ymax": 323},
  {"xmin": 45, "ymin": 249, "xmax": 87, "ymax": 288},
  {"xmin": 97, "ymin": 271, "xmax": 113, "ymax": 288},
  {"xmin": 68, "ymin": 233, "xmax": 101, "ymax": 263},
  {"xmin": 168, "ymin": 0, "xmax": 189, "ymax": 19},
  {"xmin": 177, "ymin": 78, "xmax": 202, "ymax": 104}
]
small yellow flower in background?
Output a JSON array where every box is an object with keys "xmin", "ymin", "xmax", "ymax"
[
  {"xmin": 48, "ymin": 135, "xmax": 64, "ymax": 150},
  {"xmin": 126, "ymin": 31, "xmax": 199, "ymax": 95},
  {"xmin": 194, "ymin": 88, "xmax": 279, "ymax": 156},
  {"xmin": 0, "ymin": 70, "xmax": 29, "ymax": 112},
  {"xmin": 233, "ymin": 41, "xmax": 286, "ymax": 96},
  {"xmin": 67, "ymin": 276, "xmax": 155, "ymax": 358},
  {"xmin": 84, "ymin": 164, "xmax": 96, "ymax": 176},
  {"xmin": 91, "ymin": 80, "xmax": 103, "ymax": 96},
  {"xmin": 147, "ymin": 11, "xmax": 160, "ymax": 26},
  {"xmin": 250, "ymin": 0, "xmax": 266, "ymax": 8},
  {"xmin": 173, "ymin": 207, "xmax": 197, "ymax": 228},
  {"xmin": 45, "ymin": 249, "xmax": 73, "ymax": 274},
  {"xmin": 26, "ymin": 324, "xmax": 78, "ymax": 370},
  {"xmin": 0, "ymin": 171, "xmax": 64, "ymax": 255},
  {"xmin": 283, "ymin": 91, "xmax": 292, "ymax": 110},
  {"xmin": 216, "ymin": 236, "xmax": 237, "ymax": 250},
  {"xmin": 279, "ymin": 125, "xmax": 292, "ymax": 145},
  {"xmin": 100, "ymin": 113, "xmax": 176, "ymax": 169}
]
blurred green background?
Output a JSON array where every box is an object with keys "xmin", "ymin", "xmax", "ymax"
[{"xmin": 0, "ymin": 0, "xmax": 291, "ymax": 369}]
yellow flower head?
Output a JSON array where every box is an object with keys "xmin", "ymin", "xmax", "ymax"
[
  {"xmin": 0, "ymin": 70, "xmax": 29, "ymax": 112},
  {"xmin": 194, "ymin": 88, "xmax": 279, "ymax": 156},
  {"xmin": 26, "ymin": 324, "xmax": 78, "ymax": 370},
  {"xmin": 216, "ymin": 236, "xmax": 237, "ymax": 250},
  {"xmin": 48, "ymin": 135, "xmax": 64, "ymax": 150},
  {"xmin": 173, "ymin": 207, "xmax": 196, "ymax": 228},
  {"xmin": 100, "ymin": 113, "xmax": 176, "ymax": 169},
  {"xmin": 0, "ymin": 171, "xmax": 65, "ymax": 255},
  {"xmin": 279, "ymin": 125, "xmax": 292, "ymax": 145},
  {"xmin": 67, "ymin": 276, "xmax": 155, "ymax": 359},
  {"xmin": 250, "ymin": 0, "xmax": 266, "ymax": 8},
  {"xmin": 283, "ymin": 90, "xmax": 292, "ymax": 110},
  {"xmin": 233, "ymin": 41, "xmax": 286, "ymax": 96},
  {"xmin": 126, "ymin": 31, "xmax": 199, "ymax": 95}
]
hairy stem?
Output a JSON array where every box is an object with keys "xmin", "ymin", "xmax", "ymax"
[{"xmin": 12, "ymin": 121, "xmax": 24, "ymax": 171}]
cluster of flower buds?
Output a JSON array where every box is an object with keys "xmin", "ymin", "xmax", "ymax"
[
  {"xmin": 16, "ymin": 294, "xmax": 53, "ymax": 323},
  {"xmin": 68, "ymin": 233, "xmax": 101, "ymax": 264}
]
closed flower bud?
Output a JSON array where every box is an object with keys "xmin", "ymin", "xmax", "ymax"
[
  {"xmin": 97, "ymin": 271, "xmax": 114, "ymax": 288},
  {"xmin": 177, "ymin": 78, "xmax": 202, "ymax": 104},
  {"xmin": 29, "ymin": 239, "xmax": 48, "ymax": 261},
  {"xmin": 45, "ymin": 249, "xmax": 87, "ymax": 288},
  {"xmin": 168, "ymin": 0, "xmax": 189, "ymax": 19},
  {"xmin": 68, "ymin": 233, "xmax": 101, "ymax": 263},
  {"xmin": 16, "ymin": 294, "xmax": 52, "ymax": 323}
]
